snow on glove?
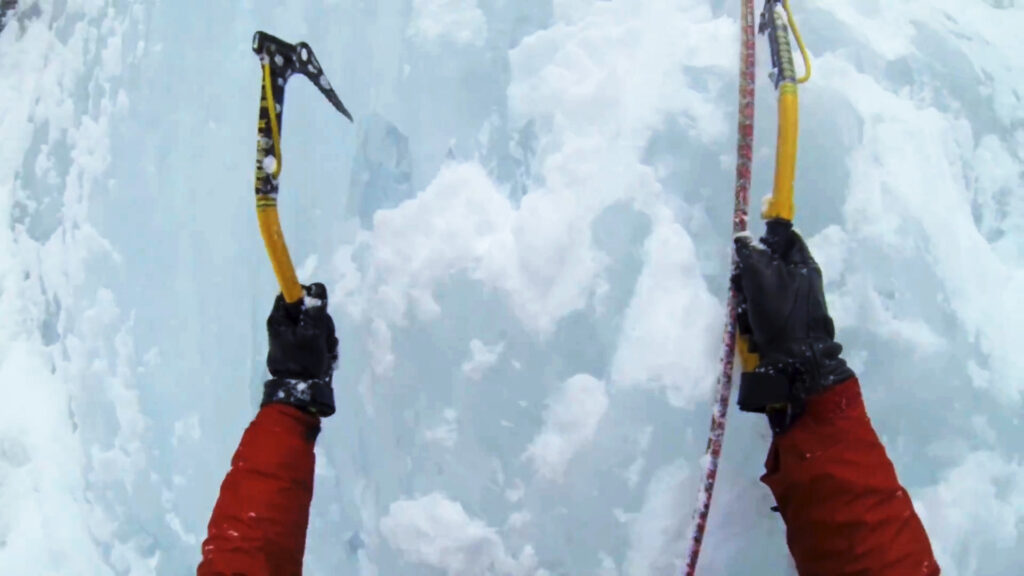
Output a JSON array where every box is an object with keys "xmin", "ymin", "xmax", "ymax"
[
  {"xmin": 263, "ymin": 282, "xmax": 339, "ymax": 417},
  {"xmin": 732, "ymin": 228, "xmax": 854, "ymax": 433}
]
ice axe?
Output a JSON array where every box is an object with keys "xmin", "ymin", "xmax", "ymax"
[
  {"xmin": 736, "ymin": 0, "xmax": 813, "ymax": 370},
  {"xmin": 251, "ymin": 31, "xmax": 353, "ymax": 304}
]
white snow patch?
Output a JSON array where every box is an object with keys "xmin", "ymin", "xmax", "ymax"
[
  {"xmin": 966, "ymin": 361, "xmax": 992, "ymax": 391},
  {"xmin": 408, "ymin": 0, "xmax": 488, "ymax": 47},
  {"xmin": 823, "ymin": 55, "xmax": 1024, "ymax": 397},
  {"xmin": 296, "ymin": 254, "xmax": 319, "ymax": 284},
  {"xmin": 505, "ymin": 511, "xmax": 530, "ymax": 530},
  {"xmin": 0, "ymin": 345, "xmax": 108, "ymax": 571},
  {"xmin": 623, "ymin": 460, "xmax": 691, "ymax": 576},
  {"xmin": 0, "ymin": 2, "xmax": 152, "ymax": 569},
  {"xmin": 165, "ymin": 511, "xmax": 197, "ymax": 546},
  {"xmin": 461, "ymin": 339, "xmax": 504, "ymax": 380},
  {"xmin": 347, "ymin": 0, "xmax": 738, "ymax": 341},
  {"xmin": 332, "ymin": 243, "xmax": 366, "ymax": 319},
  {"xmin": 916, "ymin": 451, "xmax": 1024, "ymax": 575},
  {"xmin": 351, "ymin": 160, "xmax": 606, "ymax": 335},
  {"xmin": 824, "ymin": 2, "xmax": 916, "ymax": 60},
  {"xmin": 610, "ymin": 216, "xmax": 722, "ymax": 408},
  {"xmin": 808, "ymin": 225, "xmax": 850, "ymax": 285},
  {"xmin": 422, "ymin": 409, "xmax": 459, "ymax": 448},
  {"xmin": 504, "ymin": 480, "xmax": 526, "ymax": 504},
  {"xmin": 379, "ymin": 493, "xmax": 540, "ymax": 575},
  {"xmin": 970, "ymin": 416, "xmax": 997, "ymax": 446},
  {"xmin": 171, "ymin": 414, "xmax": 200, "ymax": 447},
  {"xmin": 368, "ymin": 319, "xmax": 395, "ymax": 377},
  {"xmin": 624, "ymin": 426, "xmax": 653, "ymax": 489},
  {"xmin": 362, "ymin": 162, "xmax": 517, "ymax": 324},
  {"xmin": 261, "ymin": 154, "xmax": 278, "ymax": 175},
  {"xmin": 598, "ymin": 552, "xmax": 620, "ymax": 576},
  {"xmin": 523, "ymin": 374, "xmax": 608, "ymax": 481}
]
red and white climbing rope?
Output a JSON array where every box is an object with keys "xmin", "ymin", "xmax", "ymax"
[{"xmin": 682, "ymin": 0, "xmax": 756, "ymax": 573}]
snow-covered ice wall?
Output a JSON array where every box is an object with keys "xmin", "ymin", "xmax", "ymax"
[{"xmin": 0, "ymin": 0, "xmax": 1022, "ymax": 574}]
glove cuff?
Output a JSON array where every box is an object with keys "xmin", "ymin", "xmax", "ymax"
[
  {"xmin": 262, "ymin": 377, "xmax": 336, "ymax": 417},
  {"xmin": 738, "ymin": 370, "xmax": 790, "ymax": 413},
  {"xmin": 739, "ymin": 341, "xmax": 854, "ymax": 435},
  {"xmin": 796, "ymin": 340, "xmax": 855, "ymax": 398}
]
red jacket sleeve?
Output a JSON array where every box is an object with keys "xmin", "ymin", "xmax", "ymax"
[
  {"xmin": 762, "ymin": 378, "xmax": 940, "ymax": 576},
  {"xmin": 198, "ymin": 404, "xmax": 320, "ymax": 576}
]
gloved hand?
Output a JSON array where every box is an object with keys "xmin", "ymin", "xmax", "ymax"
[
  {"xmin": 263, "ymin": 282, "xmax": 338, "ymax": 417},
  {"xmin": 732, "ymin": 225, "xmax": 854, "ymax": 433}
]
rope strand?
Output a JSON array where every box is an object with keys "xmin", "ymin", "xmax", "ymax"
[{"xmin": 682, "ymin": 0, "xmax": 756, "ymax": 571}]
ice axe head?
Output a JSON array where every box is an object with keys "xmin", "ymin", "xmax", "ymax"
[
  {"xmin": 251, "ymin": 30, "xmax": 353, "ymax": 198},
  {"xmin": 253, "ymin": 31, "xmax": 353, "ymax": 123}
]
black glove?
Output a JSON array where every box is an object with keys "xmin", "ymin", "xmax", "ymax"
[
  {"xmin": 263, "ymin": 282, "xmax": 338, "ymax": 417},
  {"xmin": 732, "ymin": 222, "xmax": 854, "ymax": 433}
]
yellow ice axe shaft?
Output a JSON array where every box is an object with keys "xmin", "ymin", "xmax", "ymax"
[
  {"xmin": 764, "ymin": 83, "xmax": 798, "ymax": 222},
  {"xmin": 257, "ymin": 204, "xmax": 303, "ymax": 303},
  {"xmin": 256, "ymin": 61, "xmax": 304, "ymax": 303}
]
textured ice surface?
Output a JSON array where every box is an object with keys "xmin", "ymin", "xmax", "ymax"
[{"xmin": 0, "ymin": 0, "xmax": 1022, "ymax": 574}]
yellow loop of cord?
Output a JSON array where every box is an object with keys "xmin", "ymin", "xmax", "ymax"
[
  {"xmin": 258, "ymin": 60, "xmax": 302, "ymax": 303},
  {"xmin": 262, "ymin": 62, "xmax": 283, "ymax": 177},
  {"xmin": 782, "ymin": 0, "xmax": 812, "ymax": 84}
]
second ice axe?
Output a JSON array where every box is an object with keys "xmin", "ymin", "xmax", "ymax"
[{"xmin": 251, "ymin": 31, "xmax": 353, "ymax": 304}]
